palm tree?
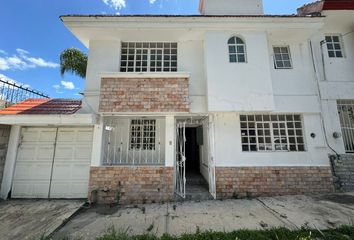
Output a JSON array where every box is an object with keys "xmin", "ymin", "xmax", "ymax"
[{"xmin": 60, "ymin": 48, "xmax": 88, "ymax": 79}]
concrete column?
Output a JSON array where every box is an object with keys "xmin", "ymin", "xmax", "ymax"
[
  {"xmin": 165, "ymin": 115, "xmax": 175, "ymax": 167},
  {"xmin": 0, "ymin": 125, "xmax": 21, "ymax": 199},
  {"xmin": 90, "ymin": 119, "xmax": 104, "ymax": 167}
]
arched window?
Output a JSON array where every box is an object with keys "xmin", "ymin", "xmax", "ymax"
[{"xmin": 228, "ymin": 36, "xmax": 247, "ymax": 63}]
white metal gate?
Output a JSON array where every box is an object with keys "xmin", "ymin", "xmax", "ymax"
[
  {"xmin": 205, "ymin": 117, "xmax": 216, "ymax": 199},
  {"xmin": 175, "ymin": 122, "xmax": 186, "ymax": 198},
  {"xmin": 338, "ymin": 100, "xmax": 354, "ymax": 153}
]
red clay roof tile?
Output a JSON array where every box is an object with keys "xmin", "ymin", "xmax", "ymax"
[{"xmin": 0, "ymin": 99, "xmax": 82, "ymax": 115}]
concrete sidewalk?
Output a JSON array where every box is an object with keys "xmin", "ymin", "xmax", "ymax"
[
  {"xmin": 0, "ymin": 200, "xmax": 84, "ymax": 240},
  {"xmin": 53, "ymin": 193, "xmax": 354, "ymax": 239}
]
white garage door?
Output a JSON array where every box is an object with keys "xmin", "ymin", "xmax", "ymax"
[{"xmin": 12, "ymin": 127, "xmax": 93, "ymax": 199}]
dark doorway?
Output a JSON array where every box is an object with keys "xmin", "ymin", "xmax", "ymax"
[{"xmin": 185, "ymin": 127, "xmax": 200, "ymax": 174}]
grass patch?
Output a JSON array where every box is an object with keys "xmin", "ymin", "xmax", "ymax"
[
  {"xmin": 38, "ymin": 226, "xmax": 354, "ymax": 240},
  {"xmin": 94, "ymin": 226, "xmax": 354, "ymax": 240}
]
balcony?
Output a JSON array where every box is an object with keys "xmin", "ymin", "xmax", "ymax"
[{"xmin": 99, "ymin": 72, "xmax": 190, "ymax": 113}]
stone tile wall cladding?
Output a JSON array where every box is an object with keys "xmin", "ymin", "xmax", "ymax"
[
  {"xmin": 89, "ymin": 167, "xmax": 174, "ymax": 204},
  {"xmin": 99, "ymin": 77, "xmax": 189, "ymax": 113},
  {"xmin": 0, "ymin": 125, "xmax": 10, "ymax": 192},
  {"xmin": 216, "ymin": 167, "xmax": 334, "ymax": 199},
  {"xmin": 332, "ymin": 155, "xmax": 354, "ymax": 191}
]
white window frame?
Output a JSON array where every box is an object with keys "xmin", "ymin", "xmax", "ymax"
[
  {"xmin": 240, "ymin": 114, "xmax": 306, "ymax": 152},
  {"xmin": 273, "ymin": 46, "xmax": 293, "ymax": 69},
  {"xmin": 120, "ymin": 42, "xmax": 178, "ymax": 72},
  {"xmin": 325, "ymin": 35, "xmax": 345, "ymax": 58},
  {"xmin": 228, "ymin": 36, "xmax": 247, "ymax": 63}
]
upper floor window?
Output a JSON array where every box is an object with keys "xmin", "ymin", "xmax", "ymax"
[
  {"xmin": 228, "ymin": 36, "xmax": 247, "ymax": 63},
  {"xmin": 325, "ymin": 35, "xmax": 344, "ymax": 58},
  {"xmin": 120, "ymin": 42, "xmax": 177, "ymax": 72},
  {"xmin": 273, "ymin": 46, "xmax": 292, "ymax": 69}
]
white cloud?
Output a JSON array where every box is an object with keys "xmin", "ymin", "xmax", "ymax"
[
  {"xmin": 0, "ymin": 50, "xmax": 7, "ymax": 55},
  {"xmin": 102, "ymin": 0, "xmax": 126, "ymax": 10},
  {"xmin": 61, "ymin": 80, "xmax": 75, "ymax": 90},
  {"xmin": 149, "ymin": 0, "xmax": 157, "ymax": 4},
  {"xmin": 0, "ymin": 73, "xmax": 31, "ymax": 88},
  {"xmin": 0, "ymin": 48, "xmax": 59, "ymax": 71},
  {"xmin": 53, "ymin": 84, "xmax": 60, "ymax": 90}
]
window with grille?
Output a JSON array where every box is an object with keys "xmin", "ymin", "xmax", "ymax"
[
  {"xmin": 228, "ymin": 36, "xmax": 247, "ymax": 63},
  {"xmin": 129, "ymin": 119, "xmax": 156, "ymax": 150},
  {"xmin": 325, "ymin": 35, "xmax": 344, "ymax": 58},
  {"xmin": 273, "ymin": 46, "xmax": 292, "ymax": 69},
  {"xmin": 120, "ymin": 42, "xmax": 178, "ymax": 72},
  {"xmin": 337, "ymin": 100, "xmax": 354, "ymax": 153},
  {"xmin": 240, "ymin": 115, "xmax": 305, "ymax": 152}
]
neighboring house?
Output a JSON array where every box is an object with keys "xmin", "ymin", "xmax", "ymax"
[{"xmin": 0, "ymin": 0, "xmax": 353, "ymax": 204}]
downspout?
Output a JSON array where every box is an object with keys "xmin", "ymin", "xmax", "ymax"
[{"xmin": 309, "ymin": 40, "xmax": 341, "ymax": 188}]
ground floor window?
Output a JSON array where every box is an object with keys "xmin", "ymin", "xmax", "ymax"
[
  {"xmin": 240, "ymin": 114, "xmax": 305, "ymax": 152},
  {"xmin": 337, "ymin": 100, "xmax": 354, "ymax": 153},
  {"xmin": 102, "ymin": 117, "xmax": 164, "ymax": 165}
]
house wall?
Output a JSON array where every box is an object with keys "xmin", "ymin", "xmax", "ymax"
[
  {"xmin": 200, "ymin": 0, "xmax": 263, "ymax": 15},
  {"xmin": 204, "ymin": 31, "xmax": 275, "ymax": 112},
  {"xmin": 76, "ymin": 16, "xmax": 347, "ymax": 202},
  {"xmin": 84, "ymin": 38, "xmax": 207, "ymax": 114},
  {"xmin": 89, "ymin": 166, "xmax": 174, "ymax": 204},
  {"xmin": 0, "ymin": 125, "xmax": 10, "ymax": 193},
  {"xmin": 311, "ymin": 11, "xmax": 354, "ymax": 154},
  {"xmin": 99, "ymin": 76, "xmax": 189, "ymax": 113}
]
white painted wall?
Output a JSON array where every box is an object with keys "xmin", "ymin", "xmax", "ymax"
[
  {"xmin": 204, "ymin": 31, "xmax": 275, "ymax": 112},
  {"xmin": 84, "ymin": 40, "xmax": 121, "ymax": 113},
  {"xmin": 0, "ymin": 126, "xmax": 21, "ymax": 199},
  {"xmin": 200, "ymin": 0, "xmax": 263, "ymax": 15},
  {"xmin": 212, "ymin": 113, "xmax": 329, "ymax": 167},
  {"xmin": 310, "ymin": 11, "xmax": 354, "ymax": 154}
]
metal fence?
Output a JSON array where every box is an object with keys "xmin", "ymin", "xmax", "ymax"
[
  {"xmin": 0, "ymin": 78, "xmax": 49, "ymax": 108},
  {"xmin": 337, "ymin": 100, "xmax": 354, "ymax": 153}
]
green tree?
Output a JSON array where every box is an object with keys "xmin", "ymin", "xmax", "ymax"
[{"xmin": 60, "ymin": 48, "xmax": 88, "ymax": 79}]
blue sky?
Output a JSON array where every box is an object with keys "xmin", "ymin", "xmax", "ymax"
[{"xmin": 0, "ymin": 0, "xmax": 314, "ymax": 99}]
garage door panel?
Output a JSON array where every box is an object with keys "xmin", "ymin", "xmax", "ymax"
[
  {"xmin": 17, "ymin": 145, "xmax": 54, "ymax": 161},
  {"xmin": 52, "ymin": 163, "xmax": 90, "ymax": 180},
  {"xmin": 12, "ymin": 127, "xmax": 93, "ymax": 199},
  {"xmin": 21, "ymin": 128, "xmax": 57, "ymax": 143},
  {"xmin": 13, "ymin": 162, "xmax": 52, "ymax": 180},
  {"xmin": 12, "ymin": 180, "xmax": 50, "ymax": 198},
  {"xmin": 50, "ymin": 181, "xmax": 89, "ymax": 198}
]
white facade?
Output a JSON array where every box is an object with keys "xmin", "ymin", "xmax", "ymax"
[{"xmin": 2, "ymin": 0, "xmax": 354, "ymax": 200}]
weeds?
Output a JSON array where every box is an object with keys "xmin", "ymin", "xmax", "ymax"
[{"xmin": 40, "ymin": 226, "xmax": 354, "ymax": 240}]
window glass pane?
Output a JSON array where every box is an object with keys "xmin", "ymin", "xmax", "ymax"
[
  {"xmin": 240, "ymin": 114, "xmax": 305, "ymax": 152},
  {"xmin": 236, "ymin": 37, "xmax": 244, "ymax": 44},
  {"xmin": 228, "ymin": 37, "xmax": 236, "ymax": 44},
  {"xmin": 120, "ymin": 42, "xmax": 177, "ymax": 72},
  {"xmin": 238, "ymin": 55, "xmax": 245, "ymax": 63}
]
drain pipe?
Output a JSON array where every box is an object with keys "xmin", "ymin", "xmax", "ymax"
[{"xmin": 309, "ymin": 39, "xmax": 341, "ymax": 188}]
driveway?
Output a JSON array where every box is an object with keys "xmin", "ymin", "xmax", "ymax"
[
  {"xmin": 0, "ymin": 200, "xmax": 84, "ymax": 240},
  {"xmin": 53, "ymin": 193, "xmax": 354, "ymax": 239}
]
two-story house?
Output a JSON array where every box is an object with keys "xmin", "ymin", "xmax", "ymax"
[{"xmin": 0, "ymin": 0, "xmax": 353, "ymax": 204}]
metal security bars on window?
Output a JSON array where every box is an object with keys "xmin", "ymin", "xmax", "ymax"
[
  {"xmin": 325, "ymin": 35, "xmax": 344, "ymax": 58},
  {"xmin": 130, "ymin": 119, "xmax": 156, "ymax": 150},
  {"xmin": 120, "ymin": 42, "xmax": 178, "ymax": 72},
  {"xmin": 240, "ymin": 115, "xmax": 305, "ymax": 152},
  {"xmin": 337, "ymin": 100, "xmax": 354, "ymax": 153},
  {"xmin": 102, "ymin": 117, "xmax": 163, "ymax": 165},
  {"xmin": 273, "ymin": 46, "xmax": 292, "ymax": 69}
]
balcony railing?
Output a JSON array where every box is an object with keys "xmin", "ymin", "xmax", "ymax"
[{"xmin": 0, "ymin": 78, "xmax": 49, "ymax": 108}]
